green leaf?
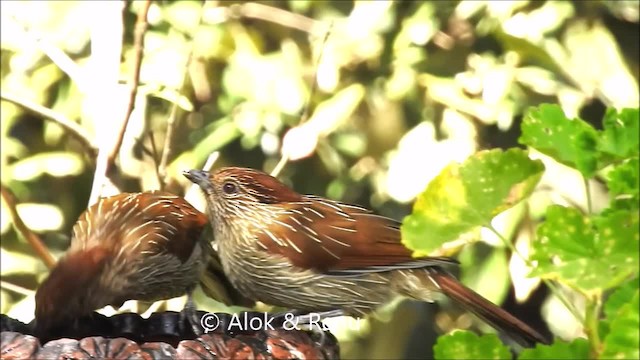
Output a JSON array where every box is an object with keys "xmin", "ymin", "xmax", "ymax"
[
  {"xmin": 0, "ymin": 248, "xmax": 41, "ymax": 276},
  {"xmin": 494, "ymin": 29, "xmax": 564, "ymax": 76},
  {"xmin": 9, "ymin": 152, "xmax": 85, "ymax": 181},
  {"xmin": 518, "ymin": 338, "xmax": 589, "ymax": 359},
  {"xmin": 594, "ymin": 210, "xmax": 640, "ymax": 264},
  {"xmin": 606, "ymin": 158, "xmax": 639, "ymax": 210},
  {"xmin": 604, "ymin": 279, "xmax": 640, "ymax": 321},
  {"xmin": 433, "ymin": 331, "xmax": 511, "ymax": 360},
  {"xmin": 308, "ymin": 84, "xmax": 366, "ymax": 132},
  {"xmin": 531, "ymin": 206, "xmax": 639, "ymax": 292},
  {"xmin": 401, "ymin": 149, "xmax": 544, "ymax": 256},
  {"xmin": 598, "ymin": 108, "xmax": 640, "ymax": 160},
  {"xmin": 519, "ymin": 104, "xmax": 599, "ymax": 177},
  {"xmin": 601, "ymin": 279, "xmax": 640, "ymax": 338},
  {"xmin": 601, "ymin": 290, "xmax": 640, "ymax": 359}
]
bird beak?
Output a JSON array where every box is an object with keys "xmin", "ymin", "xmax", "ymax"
[{"xmin": 183, "ymin": 170, "xmax": 213, "ymax": 191}]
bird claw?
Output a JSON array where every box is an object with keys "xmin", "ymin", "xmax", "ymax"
[{"xmin": 178, "ymin": 295, "xmax": 203, "ymax": 337}]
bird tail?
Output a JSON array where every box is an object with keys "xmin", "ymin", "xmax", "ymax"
[{"xmin": 424, "ymin": 268, "xmax": 549, "ymax": 347}]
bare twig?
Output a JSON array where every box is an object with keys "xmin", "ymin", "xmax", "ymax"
[
  {"xmin": 206, "ymin": 2, "xmax": 328, "ymax": 36},
  {"xmin": 270, "ymin": 25, "xmax": 332, "ymax": 177},
  {"xmin": 158, "ymin": 1, "xmax": 211, "ymax": 185},
  {"xmin": 8, "ymin": 14, "xmax": 88, "ymax": 91},
  {"xmin": 0, "ymin": 185, "xmax": 56, "ymax": 270},
  {"xmin": 147, "ymin": 131, "xmax": 165, "ymax": 190},
  {"xmin": 1, "ymin": 93, "xmax": 97, "ymax": 157},
  {"xmin": 107, "ymin": 0, "xmax": 152, "ymax": 167},
  {"xmin": 157, "ymin": 84, "xmax": 186, "ymax": 185},
  {"xmin": 88, "ymin": 1, "xmax": 151, "ymax": 205},
  {"xmin": 0, "ymin": 280, "xmax": 35, "ymax": 297},
  {"xmin": 33, "ymin": 36, "xmax": 89, "ymax": 92}
]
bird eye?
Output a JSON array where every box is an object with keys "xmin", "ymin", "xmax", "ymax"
[{"xmin": 222, "ymin": 181, "xmax": 238, "ymax": 195}]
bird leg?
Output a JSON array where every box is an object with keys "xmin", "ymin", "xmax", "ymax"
[{"xmin": 178, "ymin": 291, "xmax": 203, "ymax": 336}]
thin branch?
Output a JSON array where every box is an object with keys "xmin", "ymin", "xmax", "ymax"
[
  {"xmin": 159, "ymin": 1, "xmax": 211, "ymax": 185},
  {"xmin": 8, "ymin": 14, "xmax": 88, "ymax": 91},
  {"xmin": 0, "ymin": 185, "xmax": 56, "ymax": 270},
  {"xmin": 204, "ymin": 2, "xmax": 328, "ymax": 36},
  {"xmin": 33, "ymin": 36, "xmax": 89, "ymax": 92},
  {"xmin": 88, "ymin": 1, "xmax": 150, "ymax": 205},
  {"xmin": 230, "ymin": 3, "xmax": 327, "ymax": 36},
  {"xmin": 271, "ymin": 24, "xmax": 332, "ymax": 177},
  {"xmin": 1, "ymin": 93, "xmax": 97, "ymax": 157},
  {"xmin": 0, "ymin": 280, "xmax": 35, "ymax": 297},
  {"xmin": 107, "ymin": 0, "xmax": 152, "ymax": 167},
  {"xmin": 147, "ymin": 131, "xmax": 165, "ymax": 190},
  {"xmin": 158, "ymin": 81, "xmax": 186, "ymax": 185}
]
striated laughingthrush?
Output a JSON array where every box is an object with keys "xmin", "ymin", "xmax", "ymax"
[
  {"xmin": 184, "ymin": 167, "xmax": 550, "ymax": 347},
  {"xmin": 34, "ymin": 191, "xmax": 249, "ymax": 333}
]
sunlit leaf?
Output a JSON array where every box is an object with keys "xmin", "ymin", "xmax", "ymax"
[
  {"xmin": 1, "ymin": 290, "xmax": 10, "ymax": 314},
  {"xmin": 433, "ymin": 331, "xmax": 511, "ymax": 360},
  {"xmin": 604, "ymin": 279, "xmax": 639, "ymax": 321},
  {"xmin": 9, "ymin": 152, "xmax": 84, "ymax": 181},
  {"xmin": 7, "ymin": 294, "xmax": 35, "ymax": 324},
  {"xmin": 601, "ymin": 290, "xmax": 640, "ymax": 360},
  {"xmin": 0, "ymin": 248, "xmax": 41, "ymax": 276},
  {"xmin": 531, "ymin": 205, "xmax": 639, "ymax": 292},
  {"xmin": 307, "ymin": 84, "xmax": 366, "ymax": 136},
  {"xmin": 606, "ymin": 158, "xmax": 639, "ymax": 210},
  {"xmin": 602, "ymin": 279, "xmax": 640, "ymax": 336},
  {"xmin": 562, "ymin": 21, "xmax": 639, "ymax": 108},
  {"xmin": 163, "ymin": 1, "xmax": 202, "ymax": 34},
  {"xmin": 519, "ymin": 338, "xmax": 589, "ymax": 359},
  {"xmin": 520, "ymin": 104, "xmax": 599, "ymax": 177},
  {"xmin": 598, "ymin": 108, "xmax": 640, "ymax": 160},
  {"xmin": 494, "ymin": 29, "xmax": 564, "ymax": 75},
  {"xmin": 402, "ymin": 148, "xmax": 544, "ymax": 256},
  {"xmin": 151, "ymin": 88, "xmax": 194, "ymax": 112},
  {"xmin": 16, "ymin": 203, "xmax": 65, "ymax": 232}
]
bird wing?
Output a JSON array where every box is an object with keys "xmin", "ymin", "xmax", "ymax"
[
  {"xmin": 72, "ymin": 191, "xmax": 207, "ymax": 263},
  {"xmin": 255, "ymin": 195, "xmax": 456, "ymax": 273}
]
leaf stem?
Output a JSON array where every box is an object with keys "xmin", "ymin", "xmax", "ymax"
[
  {"xmin": 487, "ymin": 224, "xmax": 584, "ymax": 323},
  {"xmin": 583, "ymin": 176, "xmax": 593, "ymax": 214},
  {"xmin": 585, "ymin": 293, "xmax": 602, "ymax": 358}
]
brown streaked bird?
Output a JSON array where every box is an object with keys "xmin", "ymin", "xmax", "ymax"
[
  {"xmin": 35, "ymin": 191, "xmax": 250, "ymax": 333},
  {"xmin": 184, "ymin": 167, "xmax": 550, "ymax": 347}
]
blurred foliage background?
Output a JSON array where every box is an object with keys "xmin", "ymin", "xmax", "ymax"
[{"xmin": 1, "ymin": 1, "xmax": 638, "ymax": 358}]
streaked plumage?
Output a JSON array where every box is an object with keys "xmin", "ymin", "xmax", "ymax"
[
  {"xmin": 185, "ymin": 167, "xmax": 549, "ymax": 347},
  {"xmin": 35, "ymin": 191, "xmax": 247, "ymax": 331}
]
